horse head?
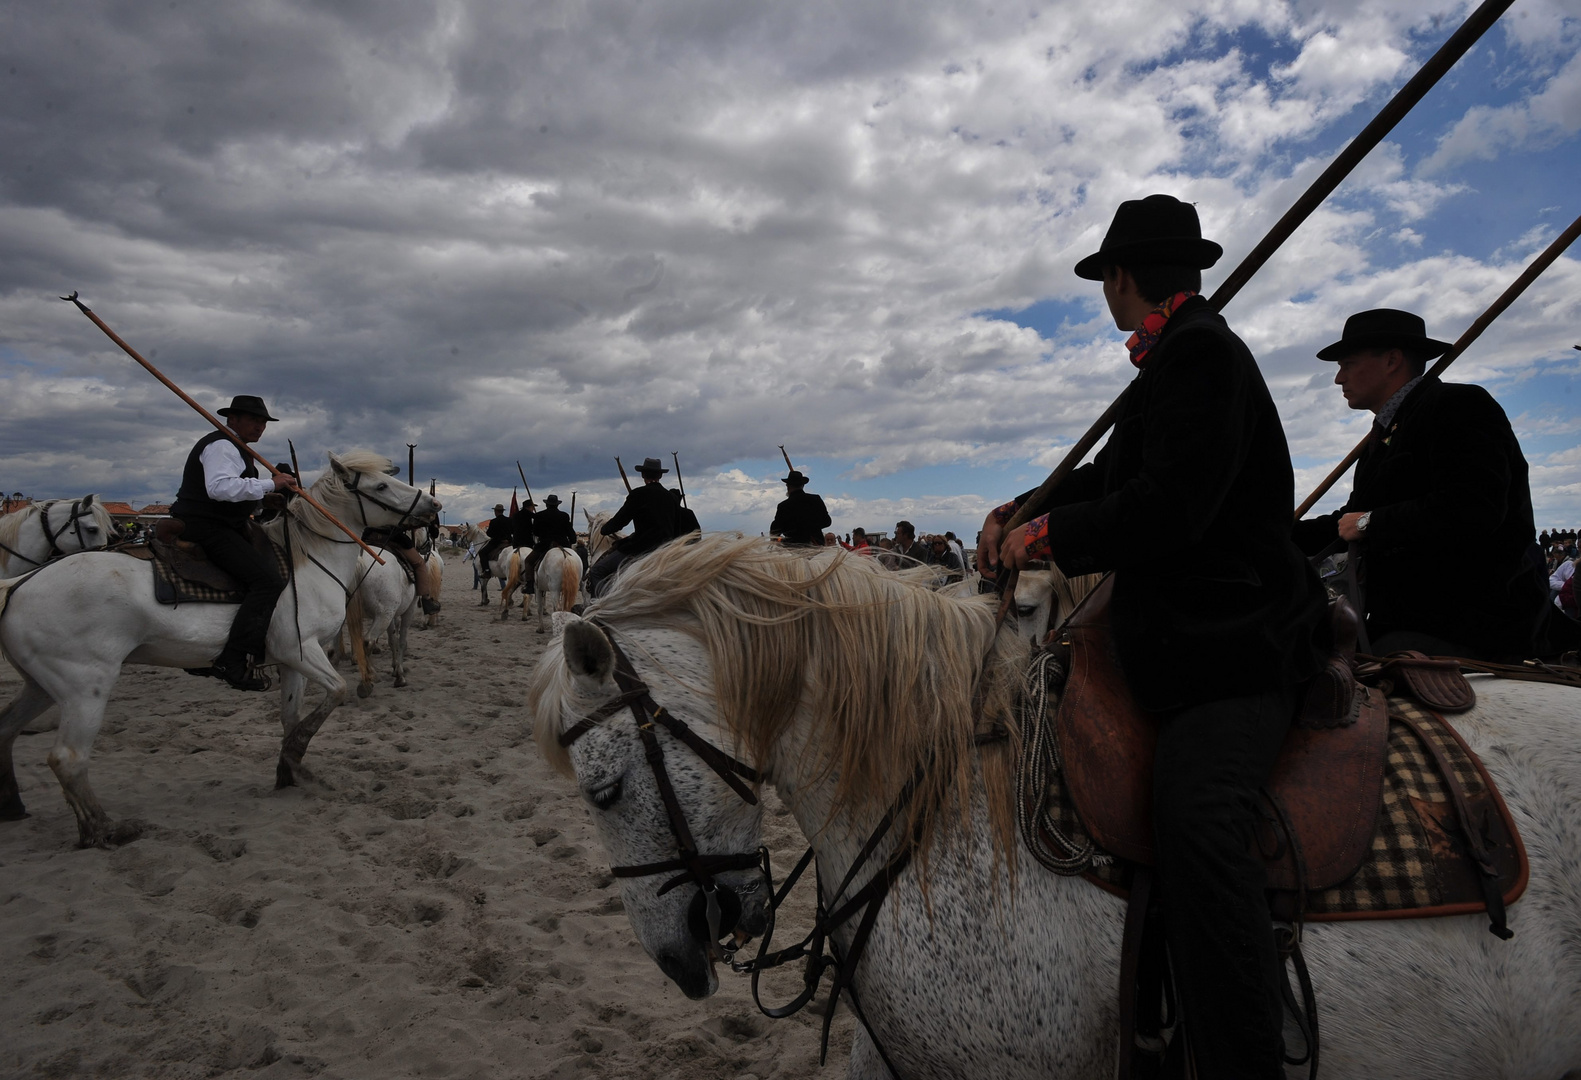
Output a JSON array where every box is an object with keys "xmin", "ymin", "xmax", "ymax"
[
  {"xmin": 314, "ymin": 451, "xmax": 442, "ymax": 532},
  {"xmin": 43, "ymin": 495, "xmax": 114, "ymax": 556},
  {"xmin": 532, "ymin": 613, "xmax": 770, "ymax": 1000}
]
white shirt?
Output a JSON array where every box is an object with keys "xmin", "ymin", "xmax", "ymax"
[
  {"xmin": 1550, "ymin": 558, "xmax": 1576, "ymax": 593},
  {"xmin": 200, "ymin": 438, "xmax": 273, "ymax": 503}
]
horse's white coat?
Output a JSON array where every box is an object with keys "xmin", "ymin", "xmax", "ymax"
[
  {"xmin": 532, "ymin": 547, "xmax": 582, "ymax": 633},
  {"xmin": 344, "ymin": 548, "xmax": 418, "ymax": 696},
  {"xmin": 0, "ymin": 496, "xmax": 116, "ymax": 575},
  {"xmin": 538, "ymin": 617, "xmax": 1581, "ymax": 1079},
  {"xmin": 0, "ymin": 453, "xmax": 440, "ymax": 845}
]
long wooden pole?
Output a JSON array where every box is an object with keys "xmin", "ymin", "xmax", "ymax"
[
  {"xmin": 62, "ymin": 293, "xmax": 386, "ymax": 564},
  {"xmin": 778, "ymin": 445, "xmax": 795, "ymax": 473},
  {"xmin": 615, "ymin": 456, "xmax": 632, "ymax": 493},
  {"xmin": 1294, "ymin": 211, "xmax": 1581, "ymax": 518},
  {"xmin": 1004, "ymin": 0, "xmax": 1516, "ymax": 533},
  {"xmin": 516, "ymin": 460, "xmax": 534, "ymax": 505},
  {"xmin": 672, "ymin": 452, "xmax": 687, "ymax": 506}
]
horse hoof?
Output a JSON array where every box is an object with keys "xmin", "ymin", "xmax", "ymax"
[
  {"xmin": 0, "ymin": 795, "xmax": 29, "ymax": 821},
  {"xmin": 393, "ymin": 678, "xmax": 407, "ymax": 688},
  {"xmin": 79, "ymin": 818, "xmax": 144, "ymax": 849},
  {"xmin": 357, "ymin": 683, "xmax": 373, "ymax": 699},
  {"xmin": 275, "ymin": 758, "xmax": 297, "ymax": 789}
]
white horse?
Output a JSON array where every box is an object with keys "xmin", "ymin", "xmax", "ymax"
[
  {"xmin": 0, "ymin": 452, "xmax": 441, "ymax": 846},
  {"xmin": 0, "ymin": 496, "xmax": 117, "ymax": 575},
  {"xmin": 530, "ymin": 534, "xmax": 1581, "ymax": 1079},
  {"xmin": 525, "ymin": 547, "xmax": 582, "ymax": 633},
  {"xmin": 941, "ymin": 567, "xmax": 1104, "ymax": 647},
  {"xmin": 420, "ymin": 547, "xmax": 443, "ymax": 629},
  {"xmin": 458, "ymin": 523, "xmax": 520, "ymax": 609},
  {"xmin": 343, "ymin": 547, "xmax": 418, "ymax": 697}
]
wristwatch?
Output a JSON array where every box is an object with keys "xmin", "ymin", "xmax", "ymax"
[{"xmin": 1356, "ymin": 511, "xmax": 1372, "ymax": 534}]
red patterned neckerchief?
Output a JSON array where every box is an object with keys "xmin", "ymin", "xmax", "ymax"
[{"xmin": 1125, "ymin": 290, "xmax": 1198, "ymax": 368}]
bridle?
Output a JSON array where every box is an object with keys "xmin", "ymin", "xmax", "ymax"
[
  {"xmin": 558, "ymin": 622, "xmax": 765, "ymax": 949},
  {"xmin": 0, "ymin": 498, "xmax": 98, "ymax": 569},
  {"xmin": 345, "ymin": 471, "xmax": 428, "ymax": 532}
]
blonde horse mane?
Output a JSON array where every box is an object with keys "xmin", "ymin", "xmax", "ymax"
[{"xmin": 535, "ymin": 533, "xmax": 1031, "ymax": 878}]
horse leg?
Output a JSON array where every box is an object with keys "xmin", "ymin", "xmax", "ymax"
[
  {"xmin": 0, "ymin": 678, "xmax": 55, "ymax": 820},
  {"xmin": 846, "ymin": 1026, "xmax": 897, "ymax": 1080},
  {"xmin": 389, "ymin": 601, "xmax": 410, "ymax": 688},
  {"xmin": 48, "ymin": 684, "xmax": 137, "ymax": 848},
  {"xmin": 536, "ymin": 584, "xmax": 548, "ymax": 634},
  {"xmin": 276, "ymin": 642, "xmax": 348, "ymax": 789}
]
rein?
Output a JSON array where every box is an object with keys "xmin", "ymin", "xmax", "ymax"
[{"xmin": 559, "ymin": 624, "xmax": 763, "ymax": 946}]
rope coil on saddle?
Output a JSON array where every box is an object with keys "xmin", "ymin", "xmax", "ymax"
[{"xmin": 1015, "ymin": 645, "xmax": 1110, "ymax": 875}]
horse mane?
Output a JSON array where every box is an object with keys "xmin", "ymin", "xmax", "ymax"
[
  {"xmin": 535, "ymin": 533, "xmax": 1032, "ymax": 878},
  {"xmin": 0, "ymin": 497, "xmax": 116, "ymax": 551}
]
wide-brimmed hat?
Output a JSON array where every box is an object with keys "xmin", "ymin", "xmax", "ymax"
[
  {"xmin": 217, "ymin": 394, "xmax": 279, "ymax": 421},
  {"xmin": 494, "ymin": 503, "xmax": 506, "ymax": 512},
  {"xmin": 638, "ymin": 456, "xmax": 669, "ymax": 475},
  {"xmin": 783, "ymin": 470, "xmax": 808, "ymax": 485},
  {"xmin": 1074, "ymin": 194, "xmax": 1224, "ymax": 281},
  {"xmin": 543, "ymin": 494, "xmax": 561, "ymax": 507},
  {"xmin": 1317, "ymin": 309, "xmax": 1453, "ymax": 362}
]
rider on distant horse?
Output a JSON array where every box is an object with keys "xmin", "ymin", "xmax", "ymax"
[
  {"xmin": 478, "ymin": 503, "xmax": 511, "ymax": 576},
  {"xmin": 169, "ymin": 395, "xmax": 300, "ymax": 691},
  {"xmin": 978, "ymin": 196, "xmax": 1329, "ymax": 1078},
  {"xmin": 585, "ymin": 457, "xmax": 680, "ymax": 597},
  {"xmin": 360, "ymin": 514, "xmax": 442, "ymax": 616},
  {"xmin": 1292, "ymin": 308, "xmax": 1574, "ymax": 660},
  {"xmin": 511, "ymin": 497, "xmax": 537, "ymax": 553},
  {"xmin": 520, "ymin": 495, "xmax": 576, "ymax": 594},
  {"xmin": 770, "ymin": 469, "xmax": 829, "ymax": 547}
]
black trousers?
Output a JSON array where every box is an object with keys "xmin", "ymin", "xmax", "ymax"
[
  {"xmin": 1152, "ymin": 684, "xmax": 1296, "ymax": 1079},
  {"xmin": 583, "ymin": 549, "xmax": 629, "ymax": 598},
  {"xmin": 181, "ymin": 517, "xmax": 285, "ymax": 663}
]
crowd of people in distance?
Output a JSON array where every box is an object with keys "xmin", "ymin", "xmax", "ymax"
[
  {"xmin": 1543, "ymin": 529, "xmax": 1580, "ymax": 618},
  {"xmin": 807, "ymin": 520, "xmax": 970, "ymax": 584}
]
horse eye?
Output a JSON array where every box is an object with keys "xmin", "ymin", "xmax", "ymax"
[
  {"xmin": 589, "ymin": 779, "xmax": 623, "ymax": 810},
  {"xmin": 376, "ymin": 483, "xmax": 388, "ymax": 491},
  {"xmin": 1017, "ymin": 605, "xmax": 1036, "ymax": 617}
]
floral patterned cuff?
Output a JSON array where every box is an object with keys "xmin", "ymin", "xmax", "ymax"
[
  {"xmin": 991, "ymin": 500, "xmax": 1019, "ymax": 525},
  {"xmin": 1024, "ymin": 514, "xmax": 1052, "ymax": 560}
]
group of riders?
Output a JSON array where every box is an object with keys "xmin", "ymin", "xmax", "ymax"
[{"xmin": 117, "ymin": 192, "xmax": 1579, "ymax": 1077}]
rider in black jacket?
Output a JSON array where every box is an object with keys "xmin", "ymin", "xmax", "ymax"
[{"xmin": 585, "ymin": 458, "xmax": 679, "ymax": 597}]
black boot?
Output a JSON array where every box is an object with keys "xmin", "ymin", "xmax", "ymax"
[{"xmin": 212, "ymin": 652, "xmax": 271, "ymax": 692}]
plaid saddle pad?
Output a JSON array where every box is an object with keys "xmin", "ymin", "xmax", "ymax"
[
  {"xmin": 119, "ymin": 539, "xmax": 292, "ymax": 605},
  {"xmin": 1038, "ymin": 696, "xmax": 1528, "ymax": 921}
]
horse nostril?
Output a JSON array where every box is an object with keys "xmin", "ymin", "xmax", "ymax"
[{"xmin": 686, "ymin": 884, "xmax": 742, "ymax": 944}]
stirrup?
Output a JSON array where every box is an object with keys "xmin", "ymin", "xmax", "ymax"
[{"xmin": 214, "ymin": 656, "xmax": 271, "ymax": 692}]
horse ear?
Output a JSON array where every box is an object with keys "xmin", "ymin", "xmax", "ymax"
[
  {"xmin": 327, "ymin": 453, "xmax": 353, "ymax": 483},
  {"xmin": 83, "ymin": 494, "xmax": 96, "ymax": 506},
  {"xmin": 562, "ymin": 619, "xmax": 614, "ymax": 685}
]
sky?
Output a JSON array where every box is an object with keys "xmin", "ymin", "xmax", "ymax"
[{"xmin": 2, "ymin": 0, "xmax": 1578, "ymax": 539}]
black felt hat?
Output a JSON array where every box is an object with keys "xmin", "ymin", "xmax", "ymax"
[
  {"xmin": 1317, "ymin": 309, "xmax": 1453, "ymax": 362},
  {"xmin": 1074, "ymin": 194, "xmax": 1223, "ymax": 281},
  {"xmin": 783, "ymin": 470, "xmax": 808, "ymax": 485},
  {"xmin": 217, "ymin": 394, "xmax": 279, "ymax": 421},
  {"xmin": 543, "ymin": 494, "xmax": 561, "ymax": 506},
  {"xmin": 638, "ymin": 457, "xmax": 669, "ymax": 476}
]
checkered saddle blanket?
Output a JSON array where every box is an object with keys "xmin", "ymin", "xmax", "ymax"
[
  {"xmin": 1034, "ymin": 695, "xmax": 1527, "ymax": 923},
  {"xmin": 119, "ymin": 538, "xmax": 292, "ymax": 605}
]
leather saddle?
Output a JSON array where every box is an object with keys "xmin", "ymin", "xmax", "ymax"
[
  {"xmin": 122, "ymin": 518, "xmax": 281, "ymax": 598},
  {"xmin": 1053, "ymin": 576, "xmax": 1389, "ymax": 891}
]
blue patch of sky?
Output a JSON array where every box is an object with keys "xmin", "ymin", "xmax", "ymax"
[{"xmin": 973, "ymin": 297, "xmax": 1098, "ymax": 344}]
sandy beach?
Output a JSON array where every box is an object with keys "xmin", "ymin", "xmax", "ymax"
[{"xmin": 1, "ymin": 552, "xmax": 852, "ymax": 1079}]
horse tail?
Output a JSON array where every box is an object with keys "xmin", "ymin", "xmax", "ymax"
[
  {"xmin": 559, "ymin": 554, "xmax": 578, "ymax": 612},
  {"xmin": 344, "ymin": 586, "xmax": 375, "ymax": 693},
  {"xmin": 504, "ymin": 553, "xmax": 521, "ymax": 596}
]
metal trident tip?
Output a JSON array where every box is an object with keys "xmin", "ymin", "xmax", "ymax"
[{"xmin": 60, "ymin": 291, "xmax": 79, "ymax": 302}]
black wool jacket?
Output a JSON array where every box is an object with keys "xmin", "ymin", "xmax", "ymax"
[
  {"xmin": 771, "ymin": 491, "xmax": 831, "ymax": 545},
  {"xmin": 602, "ymin": 482, "xmax": 680, "ymax": 555},
  {"xmin": 532, "ymin": 508, "xmax": 578, "ymax": 549},
  {"xmin": 1026, "ymin": 296, "xmax": 1328, "ymax": 711},
  {"xmin": 1292, "ymin": 378, "xmax": 1549, "ymax": 658}
]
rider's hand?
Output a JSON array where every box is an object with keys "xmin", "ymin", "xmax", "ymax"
[
  {"xmin": 1337, "ymin": 511, "xmax": 1367, "ymax": 542},
  {"xmin": 978, "ymin": 512, "xmax": 1005, "ymax": 580},
  {"xmin": 998, "ymin": 524, "xmax": 1033, "ymax": 573},
  {"xmin": 272, "ymin": 472, "xmax": 301, "ymax": 494}
]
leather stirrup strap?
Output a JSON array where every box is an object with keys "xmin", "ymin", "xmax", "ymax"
[{"xmin": 1391, "ymin": 710, "xmax": 1512, "ymax": 939}]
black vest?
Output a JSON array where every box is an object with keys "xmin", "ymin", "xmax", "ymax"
[{"xmin": 171, "ymin": 430, "xmax": 260, "ymax": 525}]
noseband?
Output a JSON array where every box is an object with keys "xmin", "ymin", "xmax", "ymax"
[{"xmin": 558, "ymin": 622, "xmax": 764, "ymax": 947}]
